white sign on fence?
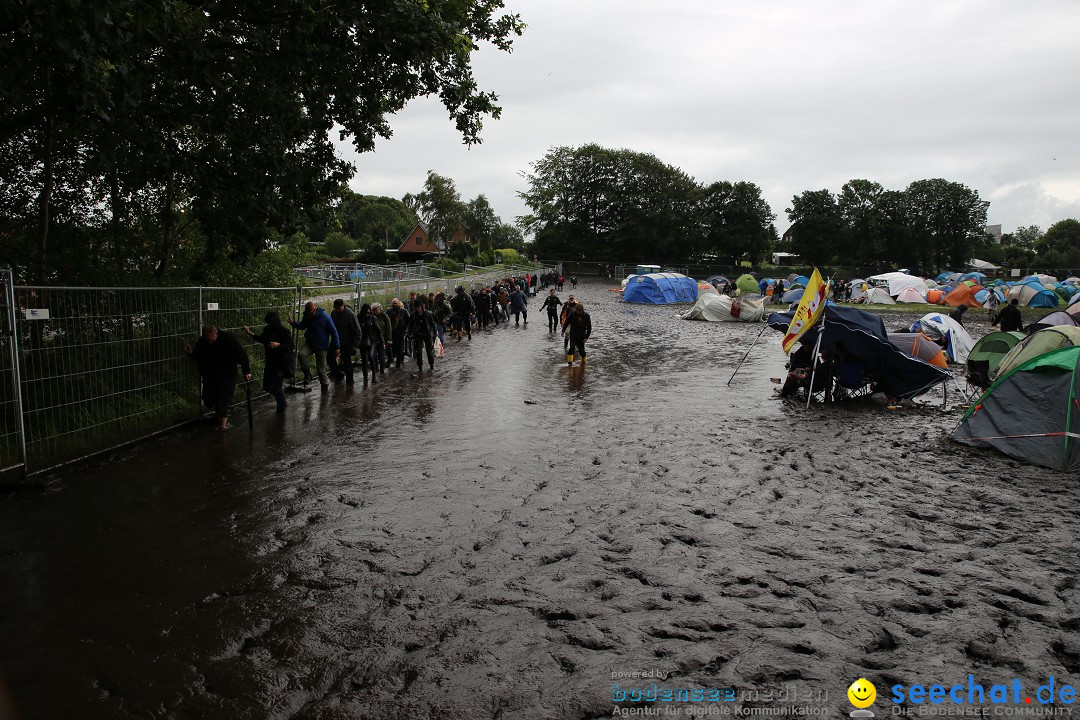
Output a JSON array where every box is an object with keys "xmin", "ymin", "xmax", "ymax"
[
  {"xmin": 23, "ymin": 308, "xmax": 50, "ymax": 320},
  {"xmin": 206, "ymin": 302, "xmax": 219, "ymax": 310}
]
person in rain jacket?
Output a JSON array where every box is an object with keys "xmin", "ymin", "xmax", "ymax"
[
  {"xmin": 508, "ymin": 285, "xmax": 528, "ymax": 326},
  {"xmin": 562, "ymin": 302, "xmax": 592, "ymax": 366},
  {"xmin": 244, "ymin": 311, "xmax": 294, "ymax": 413},
  {"xmin": 330, "ymin": 299, "xmax": 361, "ymax": 385},
  {"xmin": 290, "ymin": 301, "xmax": 340, "ymax": 392}
]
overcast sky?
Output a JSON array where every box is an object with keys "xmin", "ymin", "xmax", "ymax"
[{"xmin": 336, "ymin": 0, "xmax": 1080, "ymax": 238}]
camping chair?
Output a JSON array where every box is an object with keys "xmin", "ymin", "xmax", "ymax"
[{"xmin": 832, "ymin": 361, "xmax": 873, "ymax": 401}]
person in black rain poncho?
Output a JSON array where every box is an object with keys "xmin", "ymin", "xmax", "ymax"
[
  {"xmin": 244, "ymin": 311, "xmax": 294, "ymax": 413},
  {"xmin": 185, "ymin": 325, "xmax": 252, "ymax": 430}
]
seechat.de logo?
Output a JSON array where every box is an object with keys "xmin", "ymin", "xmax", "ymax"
[{"xmin": 849, "ymin": 678, "xmax": 878, "ymax": 717}]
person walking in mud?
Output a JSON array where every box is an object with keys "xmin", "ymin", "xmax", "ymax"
[
  {"xmin": 371, "ymin": 302, "xmax": 392, "ymax": 373},
  {"xmin": 184, "ymin": 325, "xmax": 252, "ymax": 430},
  {"xmin": 330, "ymin": 298, "xmax": 361, "ymax": 385},
  {"xmin": 560, "ymin": 295, "xmax": 577, "ymax": 354},
  {"xmin": 290, "ymin": 301, "xmax": 340, "ymax": 392},
  {"xmin": 243, "ymin": 312, "xmax": 294, "ymax": 413},
  {"xmin": 538, "ymin": 288, "xmax": 563, "ymax": 333},
  {"xmin": 508, "ymin": 283, "xmax": 528, "ymax": 326},
  {"xmin": 570, "ymin": 275, "xmax": 577, "ymax": 290},
  {"xmin": 562, "ymin": 302, "xmax": 591, "ymax": 366},
  {"xmin": 449, "ymin": 286, "xmax": 474, "ymax": 341},
  {"xmin": 407, "ymin": 299, "xmax": 437, "ymax": 371},
  {"xmin": 386, "ymin": 298, "xmax": 410, "ymax": 367},
  {"xmin": 356, "ymin": 303, "xmax": 384, "ymax": 383}
]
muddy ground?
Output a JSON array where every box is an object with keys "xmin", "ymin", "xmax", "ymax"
[{"xmin": 0, "ymin": 282, "xmax": 1077, "ymax": 720}]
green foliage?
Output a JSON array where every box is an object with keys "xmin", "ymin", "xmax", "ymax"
[
  {"xmin": 494, "ymin": 248, "xmax": 524, "ymax": 265},
  {"xmin": 428, "ymin": 257, "xmax": 465, "ymax": 277},
  {"xmin": 1, "ymin": 0, "xmax": 524, "ymax": 284},
  {"xmin": 407, "ymin": 171, "xmax": 467, "ymax": 244},
  {"xmin": 323, "ymin": 231, "xmax": 356, "ymax": 259},
  {"xmin": 701, "ymin": 181, "xmax": 775, "ymax": 265},
  {"xmin": 785, "ymin": 189, "xmax": 842, "ymax": 264},
  {"xmin": 1036, "ymin": 219, "xmax": 1080, "ymax": 267},
  {"xmin": 334, "ymin": 190, "xmax": 418, "ymax": 247}
]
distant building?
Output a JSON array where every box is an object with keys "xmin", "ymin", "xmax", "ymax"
[
  {"xmin": 395, "ymin": 222, "xmax": 468, "ymax": 262},
  {"xmin": 985, "ymin": 224, "xmax": 1002, "ymax": 244},
  {"xmin": 772, "ymin": 251, "xmax": 801, "ymax": 265}
]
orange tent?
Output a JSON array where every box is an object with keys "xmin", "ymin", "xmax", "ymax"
[
  {"xmin": 888, "ymin": 332, "xmax": 950, "ymax": 368},
  {"xmin": 926, "ymin": 289, "xmax": 946, "ymax": 304},
  {"xmin": 944, "ymin": 284, "xmax": 983, "ymax": 307}
]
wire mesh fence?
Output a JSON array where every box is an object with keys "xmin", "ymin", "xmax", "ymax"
[{"xmin": 0, "ymin": 264, "xmax": 554, "ymax": 479}]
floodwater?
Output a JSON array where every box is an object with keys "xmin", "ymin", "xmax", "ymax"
[{"xmin": 0, "ymin": 283, "xmax": 1077, "ymax": 720}]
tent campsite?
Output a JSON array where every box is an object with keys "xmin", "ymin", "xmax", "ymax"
[
  {"xmin": 682, "ymin": 294, "xmax": 765, "ymax": 322},
  {"xmin": 952, "ymin": 346, "xmax": 1080, "ymax": 472}
]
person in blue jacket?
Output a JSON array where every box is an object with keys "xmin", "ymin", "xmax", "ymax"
[
  {"xmin": 291, "ymin": 301, "xmax": 340, "ymax": 392},
  {"xmin": 508, "ymin": 285, "xmax": 528, "ymax": 326}
]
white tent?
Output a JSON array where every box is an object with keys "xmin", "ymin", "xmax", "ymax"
[
  {"xmin": 681, "ymin": 294, "xmax": 765, "ymax": 322},
  {"xmin": 967, "ymin": 258, "xmax": 1000, "ymax": 270},
  {"xmin": 912, "ymin": 313, "xmax": 974, "ymax": 364},
  {"xmin": 895, "ymin": 287, "xmax": 927, "ymax": 303},
  {"xmin": 869, "ymin": 271, "xmax": 929, "ymax": 298},
  {"xmin": 865, "ymin": 287, "xmax": 896, "ymax": 304}
]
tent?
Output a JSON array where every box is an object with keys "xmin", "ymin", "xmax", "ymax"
[
  {"xmin": 623, "ymin": 273, "xmax": 698, "ymax": 304},
  {"xmin": 995, "ymin": 325, "xmax": 1080, "ymax": 379},
  {"xmin": 958, "ymin": 271, "xmax": 988, "ymax": 283},
  {"xmin": 788, "ymin": 275, "xmax": 810, "ymax": 290},
  {"xmin": 767, "ymin": 306, "xmax": 951, "ymax": 400},
  {"xmin": 698, "ymin": 282, "xmax": 719, "ymax": 295},
  {"xmin": 706, "ymin": 275, "xmax": 731, "ymax": 290},
  {"xmin": 944, "ymin": 283, "xmax": 983, "ymax": 308},
  {"xmin": 966, "ymin": 259, "xmax": 999, "ymax": 271},
  {"xmin": 888, "ymin": 333, "xmax": 949, "ymax": 368},
  {"xmin": 736, "ymin": 273, "xmax": 761, "ymax": 295},
  {"xmin": 926, "ymin": 289, "xmax": 946, "ymax": 304},
  {"xmin": 974, "ymin": 287, "xmax": 1006, "ymax": 306},
  {"xmin": 966, "ymin": 331, "xmax": 1026, "ymax": 385},
  {"xmin": 895, "ymin": 287, "xmax": 927, "ymax": 303},
  {"xmin": 1009, "ymin": 281, "xmax": 1059, "ymax": 308},
  {"xmin": 1026, "ymin": 311, "xmax": 1080, "ymax": 334},
  {"xmin": 682, "ymin": 294, "xmax": 765, "ymax": 322},
  {"xmin": 952, "ymin": 346, "xmax": 1080, "ymax": 471},
  {"xmin": 869, "ymin": 272, "xmax": 929, "ymax": 298},
  {"xmin": 782, "ymin": 287, "xmax": 805, "ymax": 304},
  {"xmin": 910, "ymin": 313, "xmax": 974, "ymax": 364},
  {"xmin": 864, "ymin": 287, "xmax": 895, "ymax": 304}
]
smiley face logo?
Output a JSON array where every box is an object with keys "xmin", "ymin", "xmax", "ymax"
[{"xmin": 848, "ymin": 678, "xmax": 877, "ymax": 709}]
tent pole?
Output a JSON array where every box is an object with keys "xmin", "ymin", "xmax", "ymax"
[
  {"xmin": 805, "ymin": 328, "xmax": 825, "ymax": 410},
  {"xmin": 726, "ymin": 323, "xmax": 770, "ymax": 386}
]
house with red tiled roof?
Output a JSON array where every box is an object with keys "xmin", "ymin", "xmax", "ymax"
[{"xmin": 395, "ymin": 223, "xmax": 468, "ymax": 262}]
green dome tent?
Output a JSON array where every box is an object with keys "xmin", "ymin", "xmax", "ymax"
[
  {"xmin": 966, "ymin": 331, "xmax": 1025, "ymax": 387},
  {"xmin": 735, "ymin": 273, "xmax": 760, "ymax": 295},
  {"xmin": 952, "ymin": 346, "xmax": 1080, "ymax": 471},
  {"xmin": 995, "ymin": 326, "xmax": 1080, "ymax": 380}
]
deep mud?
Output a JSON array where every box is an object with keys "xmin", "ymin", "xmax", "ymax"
[{"xmin": 0, "ymin": 283, "xmax": 1077, "ymax": 720}]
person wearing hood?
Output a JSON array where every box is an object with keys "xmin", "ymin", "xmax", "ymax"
[
  {"xmin": 562, "ymin": 302, "xmax": 592, "ymax": 366},
  {"xmin": 244, "ymin": 311, "xmax": 294, "ymax": 412},
  {"xmin": 331, "ymin": 298, "xmax": 362, "ymax": 385},
  {"xmin": 356, "ymin": 303, "xmax": 384, "ymax": 383},
  {"xmin": 406, "ymin": 298, "xmax": 437, "ymax": 370},
  {"xmin": 290, "ymin": 301, "xmax": 340, "ymax": 393}
]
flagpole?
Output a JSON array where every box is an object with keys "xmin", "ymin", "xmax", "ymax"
[
  {"xmin": 805, "ymin": 320, "xmax": 825, "ymax": 409},
  {"xmin": 727, "ymin": 323, "xmax": 769, "ymax": 386}
]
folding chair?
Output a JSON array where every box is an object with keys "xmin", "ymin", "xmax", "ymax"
[
  {"xmin": 965, "ymin": 359, "xmax": 992, "ymax": 392},
  {"xmin": 832, "ymin": 361, "xmax": 872, "ymax": 401}
]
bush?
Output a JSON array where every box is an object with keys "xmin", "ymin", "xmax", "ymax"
[
  {"xmin": 324, "ymin": 231, "xmax": 356, "ymax": 258},
  {"xmin": 494, "ymin": 248, "xmax": 523, "ymax": 265}
]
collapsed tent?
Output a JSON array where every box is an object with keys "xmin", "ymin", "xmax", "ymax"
[
  {"xmin": 895, "ymin": 287, "xmax": 926, "ymax": 303},
  {"xmin": 966, "ymin": 331, "xmax": 1026, "ymax": 387},
  {"xmin": 910, "ymin": 313, "xmax": 974, "ymax": 364},
  {"xmin": 952, "ymin": 346, "xmax": 1080, "ymax": 472},
  {"xmin": 682, "ymin": 294, "xmax": 765, "ymax": 322},
  {"xmin": 623, "ymin": 273, "xmax": 698, "ymax": 304},
  {"xmin": 888, "ymin": 333, "xmax": 949, "ymax": 368},
  {"xmin": 767, "ymin": 306, "xmax": 951, "ymax": 399},
  {"xmin": 944, "ymin": 284, "xmax": 983, "ymax": 308},
  {"xmin": 995, "ymin": 325, "xmax": 1080, "ymax": 379},
  {"xmin": 736, "ymin": 273, "xmax": 761, "ymax": 295}
]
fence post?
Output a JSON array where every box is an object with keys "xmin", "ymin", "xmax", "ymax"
[{"xmin": 2, "ymin": 269, "xmax": 28, "ymax": 478}]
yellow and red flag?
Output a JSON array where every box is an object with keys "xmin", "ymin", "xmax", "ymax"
[{"xmin": 781, "ymin": 268, "xmax": 829, "ymax": 354}]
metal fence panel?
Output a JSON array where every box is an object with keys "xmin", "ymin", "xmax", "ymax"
[{"xmin": 0, "ymin": 269, "xmax": 26, "ymax": 474}]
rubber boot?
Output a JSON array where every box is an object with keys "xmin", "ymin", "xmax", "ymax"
[
  {"xmin": 581, "ymin": 356, "xmax": 587, "ymax": 366},
  {"xmin": 566, "ymin": 354, "xmax": 574, "ymax": 366}
]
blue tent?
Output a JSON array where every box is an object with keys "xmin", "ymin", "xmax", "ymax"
[
  {"xmin": 789, "ymin": 275, "xmax": 810, "ymax": 290},
  {"xmin": 349, "ymin": 270, "xmax": 367, "ymax": 280},
  {"xmin": 958, "ymin": 272, "xmax": 987, "ymax": 283},
  {"xmin": 782, "ymin": 288, "xmax": 805, "ymax": 304},
  {"xmin": 623, "ymin": 273, "xmax": 699, "ymax": 304},
  {"xmin": 767, "ymin": 305, "xmax": 951, "ymax": 399},
  {"xmin": 974, "ymin": 288, "xmax": 1006, "ymax": 305}
]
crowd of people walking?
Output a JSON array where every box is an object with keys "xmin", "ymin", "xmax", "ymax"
[{"xmin": 185, "ymin": 274, "xmax": 592, "ymax": 430}]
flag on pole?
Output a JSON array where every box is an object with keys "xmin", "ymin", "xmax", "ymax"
[{"xmin": 781, "ymin": 268, "xmax": 829, "ymax": 353}]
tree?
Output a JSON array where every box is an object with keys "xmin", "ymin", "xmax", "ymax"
[
  {"xmin": 520, "ymin": 144, "xmax": 700, "ymax": 262},
  {"xmin": 837, "ymin": 179, "xmax": 886, "ymax": 264},
  {"xmin": 409, "ymin": 171, "xmax": 468, "ymax": 246},
  {"xmin": 904, "ymin": 179, "xmax": 988, "ymax": 270},
  {"xmin": 1036, "ymin": 219, "xmax": 1080, "ymax": 268},
  {"xmin": 334, "ymin": 191, "xmax": 417, "ymax": 247},
  {"xmin": 785, "ymin": 190, "xmax": 842, "ymax": 264},
  {"xmin": 700, "ymin": 181, "xmax": 775, "ymax": 265},
  {"xmin": 1, "ymin": 0, "xmax": 524, "ymax": 283},
  {"xmin": 465, "ymin": 194, "xmax": 499, "ymax": 252}
]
